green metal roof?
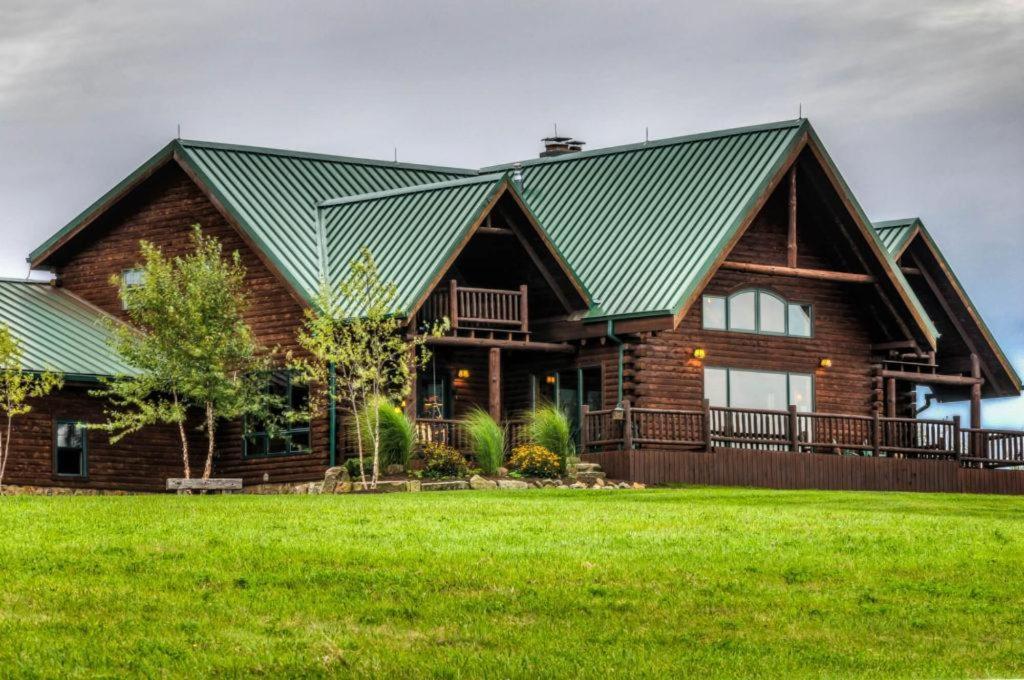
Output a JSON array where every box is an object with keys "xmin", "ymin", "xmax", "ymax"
[
  {"xmin": 490, "ymin": 120, "xmax": 807, "ymax": 320},
  {"xmin": 319, "ymin": 174, "xmax": 507, "ymax": 315},
  {"xmin": 873, "ymin": 218, "xmax": 919, "ymax": 256},
  {"xmin": 0, "ymin": 280, "xmax": 134, "ymax": 378},
  {"xmin": 176, "ymin": 140, "xmax": 474, "ymax": 302},
  {"xmin": 872, "ymin": 218, "xmax": 1022, "ymax": 392}
]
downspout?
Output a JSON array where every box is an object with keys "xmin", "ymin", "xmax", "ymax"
[{"xmin": 606, "ymin": 319, "xmax": 624, "ymax": 403}]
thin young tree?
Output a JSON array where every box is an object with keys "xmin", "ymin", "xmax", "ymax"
[
  {"xmin": 0, "ymin": 323, "xmax": 63, "ymax": 491},
  {"xmin": 292, "ymin": 247, "xmax": 445, "ymax": 489},
  {"xmin": 96, "ymin": 226, "xmax": 274, "ymax": 479}
]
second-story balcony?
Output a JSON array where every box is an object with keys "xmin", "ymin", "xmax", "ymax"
[{"xmin": 418, "ymin": 280, "xmax": 530, "ymax": 340}]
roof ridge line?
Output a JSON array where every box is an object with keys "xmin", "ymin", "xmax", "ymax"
[
  {"xmin": 0, "ymin": 277, "xmax": 49, "ymax": 285},
  {"xmin": 872, "ymin": 218, "xmax": 921, "ymax": 229},
  {"xmin": 318, "ymin": 173, "xmax": 507, "ymax": 209},
  {"xmin": 177, "ymin": 139, "xmax": 478, "ymax": 176},
  {"xmin": 481, "ymin": 119, "xmax": 807, "ymax": 172}
]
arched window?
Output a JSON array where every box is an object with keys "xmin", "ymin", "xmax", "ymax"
[{"xmin": 702, "ymin": 288, "xmax": 812, "ymax": 337}]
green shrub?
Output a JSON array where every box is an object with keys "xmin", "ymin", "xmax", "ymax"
[
  {"xmin": 525, "ymin": 404, "xmax": 575, "ymax": 469},
  {"xmin": 350, "ymin": 396, "xmax": 416, "ymax": 469},
  {"xmin": 464, "ymin": 409, "xmax": 506, "ymax": 475},
  {"xmin": 422, "ymin": 442, "xmax": 467, "ymax": 478},
  {"xmin": 508, "ymin": 443, "xmax": 561, "ymax": 478},
  {"xmin": 344, "ymin": 456, "xmax": 372, "ymax": 479}
]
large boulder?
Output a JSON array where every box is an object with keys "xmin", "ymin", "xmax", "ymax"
[
  {"xmin": 469, "ymin": 474, "xmax": 498, "ymax": 490},
  {"xmin": 322, "ymin": 466, "xmax": 349, "ymax": 494},
  {"xmin": 422, "ymin": 480, "xmax": 470, "ymax": 491}
]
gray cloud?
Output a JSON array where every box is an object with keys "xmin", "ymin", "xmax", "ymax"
[{"xmin": 1, "ymin": 0, "xmax": 1020, "ymax": 423}]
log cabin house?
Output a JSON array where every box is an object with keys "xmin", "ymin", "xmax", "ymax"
[{"xmin": 3, "ymin": 118, "xmax": 1022, "ymax": 493}]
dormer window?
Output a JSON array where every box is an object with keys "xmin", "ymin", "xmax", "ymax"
[
  {"xmin": 702, "ymin": 289, "xmax": 812, "ymax": 337},
  {"xmin": 121, "ymin": 268, "xmax": 145, "ymax": 309}
]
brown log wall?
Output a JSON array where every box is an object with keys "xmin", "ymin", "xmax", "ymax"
[
  {"xmin": 2, "ymin": 386, "xmax": 205, "ymax": 492},
  {"xmin": 583, "ymin": 448, "xmax": 1024, "ymax": 495},
  {"xmin": 636, "ymin": 192, "xmax": 876, "ymax": 416},
  {"xmin": 51, "ymin": 162, "xmax": 330, "ymax": 486}
]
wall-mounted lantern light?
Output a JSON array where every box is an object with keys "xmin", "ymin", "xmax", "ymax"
[
  {"xmin": 457, "ymin": 369, "xmax": 470, "ymax": 379},
  {"xmin": 693, "ymin": 347, "xmax": 707, "ymax": 360},
  {"xmin": 545, "ymin": 375, "xmax": 557, "ymax": 385},
  {"xmin": 612, "ymin": 401, "xmax": 625, "ymax": 421},
  {"xmin": 819, "ymin": 358, "xmax": 833, "ymax": 369}
]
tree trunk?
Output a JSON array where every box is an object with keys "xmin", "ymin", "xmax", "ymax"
[
  {"xmin": 0, "ymin": 414, "xmax": 10, "ymax": 492},
  {"xmin": 202, "ymin": 402, "xmax": 215, "ymax": 480},
  {"xmin": 173, "ymin": 391, "xmax": 191, "ymax": 480},
  {"xmin": 350, "ymin": 393, "xmax": 368, "ymax": 491}
]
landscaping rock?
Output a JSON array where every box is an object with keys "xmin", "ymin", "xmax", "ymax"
[
  {"xmin": 497, "ymin": 467, "xmax": 509, "ymax": 477},
  {"xmin": 573, "ymin": 462, "xmax": 600, "ymax": 473},
  {"xmin": 322, "ymin": 466, "xmax": 348, "ymax": 494},
  {"xmin": 618, "ymin": 482, "xmax": 630, "ymax": 489},
  {"xmin": 570, "ymin": 482, "xmax": 587, "ymax": 489},
  {"xmin": 385, "ymin": 464, "xmax": 405, "ymax": 476},
  {"xmin": 593, "ymin": 477, "xmax": 605, "ymax": 488},
  {"xmin": 422, "ymin": 480, "xmax": 470, "ymax": 491},
  {"xmin": 366, "ymin": 480, "xmax": 417, "ymax": 493},
  {"xmin": 631, "ymin": 482, "xmax": 647, "ymax": 490},
  {"xmin": 496, "ymin": 479, "xmax": 529, "ymax": 490},
  {"xmin": 576, "ymin": 471, "xmax": 607, "ymax": 483},
  {"xmin": 469, "ymin": 474, "xmax": 497, "ymax": 490}
]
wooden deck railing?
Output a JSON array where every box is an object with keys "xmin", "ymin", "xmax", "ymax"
[
  {"xmin": 419, "ymin": 281, "xmax": 528, "ymax": 334},
  {"xmin": 415, "ymin": 418, "xmax": 527, "ymax": 455},
  {"xmin": 581, "ymin": 400, "xmax": 1024, "ymax": 468}
]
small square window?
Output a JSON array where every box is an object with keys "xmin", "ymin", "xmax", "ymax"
[
  {"xmin": 121, "ymin": 268, "xmax": 145, "ymax": 310},
  {"xmin": 54, "ymin": 420, "xmax": 87, "ymax": 477}
]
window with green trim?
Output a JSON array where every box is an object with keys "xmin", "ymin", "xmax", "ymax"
[
  {"xmin": 243, "ymin": 371, "xmax": 310, "ymax": 457},
  {"xmin": 54, "ymin": 420, "xmax": 87, "ymax": 477},
  {"xmin": 121, "ymin": 268, "xmax": 145, "ymax": 310},
  {"xmin": 704, "ymin": 367, "xmax": 814, "ymax": 412},
  {"xmin": 702, "ymin": 289, "xmax": 812, "ymax": 337}
]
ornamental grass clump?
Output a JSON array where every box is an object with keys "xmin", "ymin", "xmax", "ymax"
[
  {"xmin": 508, "ymin": 444, "xmax": 561, "ymax": 478},
  {"xmin": 464, "ymin": 408, "xmax": 506, "ymax": 475},
  {"xmin": 525, "ymin": 404, "xmax": 575, "ymax": 471},
  {"xmin": 422, "ymin": 442, "xmax": 468, "ymax": 478},
  {"xmin": 352, "ymin": 396, "xmax": 416, "ymax": 469}
]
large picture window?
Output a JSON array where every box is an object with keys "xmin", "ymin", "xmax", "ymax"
[
  {"xmin": 54, "ymin": 420, "xmax": 87, "ymax": 477},
  {"xmin": 702, "ymin": 289, "xmax": 812, "ymax": 337},
  {"xmin": 704, "ymin": 367, "xmax": 813, "ymax": 412},
  {"xmin": 244, "ymin": 371, "xmax": 310, "ymax": 457}
]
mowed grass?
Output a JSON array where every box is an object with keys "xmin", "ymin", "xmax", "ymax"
[{"xmin": 1, "ymin": 489, "xmax": 1023, "ymax": 678}]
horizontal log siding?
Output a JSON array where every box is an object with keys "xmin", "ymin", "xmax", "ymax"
[
  {"xmin": 3, "ymin": 386, "xmax": 205, "ymax": 492},
  {"xmin": 582, "ymin": 448, "xmax": 1024, "ymax": 495},
  {"xmin": 53, "ymin": 163, "xmax": 330, "ymax": 486},
  {"xmin": 636, "ymin": 202, "xmax": 875, "ymax": 416}
]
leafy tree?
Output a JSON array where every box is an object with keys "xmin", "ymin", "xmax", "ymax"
[
  {"xmin": 95, "ymin": 226, "xmax": 275, "ymax": 479},
  {"xmin": 0, "ymin": 324, "xmax": 63, "ymax": 491},
  {"xmin": 292, "ymin": 247, "xmax": 445, "ymax": 489}
]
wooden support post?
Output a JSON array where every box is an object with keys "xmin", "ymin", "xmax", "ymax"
[
  {"xmin": 969, "ymin": 353, "xmax": 982, "ymax": 461},
  {"xmin": 622, "ymin": 399, "xmax": 633, "ymax": 452},
  {"xmin": 788, "ymin": 404, "xmax": 799, "ymax": 452},
  {"xmin": 448, "ymin": 279, "xmax": 459, "ymax": 329},
  {"xmin": 886, "ymin": 377, "xmax": 896, "ymax": 418},
  {"xmin": 702, "ymin": 398, "xmax": 712, "ymax": 452},
  {"xmin": 871, "ymin": 409, "xmax": 881, "ymax": 457},
  {"xmin": 787, "ymin": 166, "xmax": 798, "ymax": 268},
  {"xmin": 519, "ymin": 284, "xmax": 529, "ymax": 334},
  {"xmin": 580, "ymin": 405, "xmax": 589, "ymax": 452},
  {"xmin": 488, "ymin": 347, "xmax": 501, "ymax": 421},
  {"xmin": 952, "ymin": 415, "xmax": 961, "ymax": 460}
]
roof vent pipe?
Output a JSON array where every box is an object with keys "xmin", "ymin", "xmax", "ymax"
[{"xmin": 540, "ymin": 135, "xmax": 585, "ymax": 158}]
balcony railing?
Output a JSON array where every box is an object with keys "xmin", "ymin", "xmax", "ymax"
[
  {"xmin": 581, "ymin": 401, "xmax": 1024, "ymax": 468},
  {"xmin": 419, "ymin": 280, "xmax": 528, "ymax": 335}
]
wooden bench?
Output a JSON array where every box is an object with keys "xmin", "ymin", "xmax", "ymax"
[{"xmin": 166, "ymin": 478, "xmax": 243, "ymax": 493}]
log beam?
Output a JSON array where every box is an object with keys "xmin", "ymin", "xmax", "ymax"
[
  {"xmin": 488, "ymin": 347, "xmax": 501, "ymax": 421},
  {"xmin": 970, "ymin": 353, "xmax": 982, "ymax": 429},
  {"xmin": 424, "ymin": 335, "xmax": 575, "ymax": 353},
  {"xmin": 720, "ymin": 261, "xmax": 875, "ymax": 284},
  {"xmin": 787, "ymin": 167, "xmax": 798, "ymax": 268},
  {"xmin": 879, "ymin": 369, "xmax": 984, "ymax": 387}
]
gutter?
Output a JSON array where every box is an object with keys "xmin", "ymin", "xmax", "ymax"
[{"xmin": 606, "ymin": 319, "xmax": 624, "ymax": 403}]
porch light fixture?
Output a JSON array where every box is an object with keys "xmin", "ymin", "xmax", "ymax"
[
  {"xmin": 612, "ymin": 401, "xmax": 625, "ymax": 421},
  {"xmin": 545, "ymin": 375, "xmax": 557, "ymax": 385},
  {"xmin": 692, "ymin": 347, "xmax": 707, "ymax": 360},
  {"xmin": 819, "ymin": 358, "xmax": 833, "ymax": 368},
  {"xmin": 457, "ymin": 369, "xmax": 470, "ymax": 379}
]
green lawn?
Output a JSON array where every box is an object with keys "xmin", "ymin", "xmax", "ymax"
[{"xmin": 1, "ymin": 488, "xmax": 1023, "ymax": 678}]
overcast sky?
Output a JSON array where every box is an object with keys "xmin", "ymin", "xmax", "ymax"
[{"xmin": 2, "ymin": 0, "xmax": 1022, "ymax": 425}]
